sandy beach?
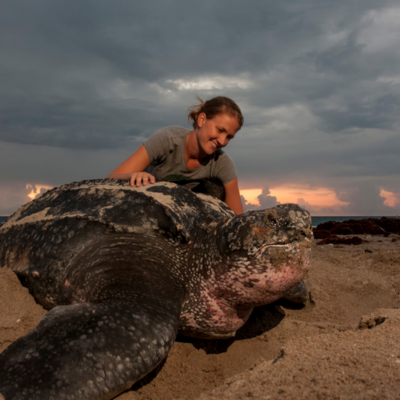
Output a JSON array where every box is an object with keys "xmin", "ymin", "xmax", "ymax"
[{"xmin": 1, "ymin": 234, "xmax": 399, "ymax": 399}]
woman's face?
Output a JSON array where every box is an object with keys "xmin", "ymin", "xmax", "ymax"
[{"xmin": 196, "ymin": 112, "xmax": 240, "ymax": 156}]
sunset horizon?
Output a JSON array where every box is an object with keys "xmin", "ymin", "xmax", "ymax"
[{"xmin": 0, "ymin": 181, "xmax": 397, "ymax": 218}]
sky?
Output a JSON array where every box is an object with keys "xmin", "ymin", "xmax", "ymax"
[{"xmin": 0, "ymin": 0, "xmax": 399, "ymax": 216}]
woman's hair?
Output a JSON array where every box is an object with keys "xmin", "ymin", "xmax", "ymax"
[{"xmin": 187, "ymin": 96, "xmax": 244, "ymax": 130}]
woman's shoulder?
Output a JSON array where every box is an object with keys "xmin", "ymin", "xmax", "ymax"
[
  {"xmin": 152, "ymin": 126, "xmax": 190, "ymax": 139},
  {"xmin": 150, "ymin": 126, "xmax": 190, "ymax": 149},
  {"xmin": 144, "ymin": 126, "xmax": 190, "ymax": 158}
]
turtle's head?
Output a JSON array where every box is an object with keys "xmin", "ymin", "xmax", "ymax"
[
  {"xmin": 215, "ymin": 204, "xmax": 312, "ymax": 305},
  {"xmin": 218, "ymin": 203, "xmax": 312, "ymax": 256}
]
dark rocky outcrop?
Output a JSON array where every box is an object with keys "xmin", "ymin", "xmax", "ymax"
[{"xmin": 314, "ymin": 217, "xmax": 400, "ymax": 238}]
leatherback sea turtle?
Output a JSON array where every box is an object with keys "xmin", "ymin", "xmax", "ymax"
[{"xmin": 0, "ymin": 179, "xmax": 312, "ymax": 400}]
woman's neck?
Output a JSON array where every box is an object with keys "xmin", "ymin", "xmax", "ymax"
[
  {"xmin": 185, "ymin": 130, "xmax": 207, "ymax": 170},
  {"xmin": 185, "ymin": 130, "xmax": 205, "ymax": 161}
]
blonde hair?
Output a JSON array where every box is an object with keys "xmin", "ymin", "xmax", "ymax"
[{"xmin": 187, "ymin": 96, "xmax": 244, "ymax": 130}]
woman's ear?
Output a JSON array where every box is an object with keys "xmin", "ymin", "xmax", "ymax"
[{"xmin": 197, "ymin": 112, "xmax": 206, "ymax": 128}]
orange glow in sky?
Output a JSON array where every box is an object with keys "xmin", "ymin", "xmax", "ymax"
[
  {"xmin": 380, "ymin": 189, "xmax": 399, "ymax": 208},
  {"xmin": 240, "ymin": 188, "xmax": 263, "ymax": 205},
  {"xmin": 269, "ymin": 185, "xmax": 349, "ymax": 208},
  {"xmin": 240, "ymin": 185, "xmax": 350, "ymax": 209},
  {"xmin": 26, "ymin": 184, "xmax": 53, "ymax": 201}
]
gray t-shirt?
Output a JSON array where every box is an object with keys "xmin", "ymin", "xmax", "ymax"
[{"xmin": 143, "ymin": 126, "xmax": 237, "ymax": 184}]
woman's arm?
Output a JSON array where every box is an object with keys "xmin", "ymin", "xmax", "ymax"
[
  {"xmin": 107, "ymin": 145, "xmax": 155, "ymax": 187},
  {"xmin": 224, "ymin": 178, "xmax": 243, "ymax": 215}
]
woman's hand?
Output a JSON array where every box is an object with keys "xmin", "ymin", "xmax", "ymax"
[
  {"xmin": 129, "ymin": 172, "xmax": 155, "ymax": 187},
  {"xmin": 107, "ymin": 145, "xmax": 154, "ymax": 186}
]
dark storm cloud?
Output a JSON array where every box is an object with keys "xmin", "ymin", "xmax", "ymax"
[{"xmin": 1, "ymin": 0, "xmax": 399, "ymax": 149}]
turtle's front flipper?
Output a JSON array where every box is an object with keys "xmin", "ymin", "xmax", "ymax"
[
  {"xmin": 281, "ymin": 280, "xmax": 309, "ymax": 304},
  {"xmin": 0, "ymin": 298, "xmax": 180, "ymax": 400}
]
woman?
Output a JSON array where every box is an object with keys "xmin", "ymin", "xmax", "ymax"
[{"xmin": 107, "ymin": 96, "xmax": 244, "ymax": 214}]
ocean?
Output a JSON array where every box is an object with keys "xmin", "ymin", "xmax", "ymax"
[{"xmin": 0, "ymin": 215, "xmax": 395, "ymax": 228}]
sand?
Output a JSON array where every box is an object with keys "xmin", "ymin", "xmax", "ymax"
[{"xmin": 1, "ymin": 234, "xmax": 399, "ymax": 399}]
